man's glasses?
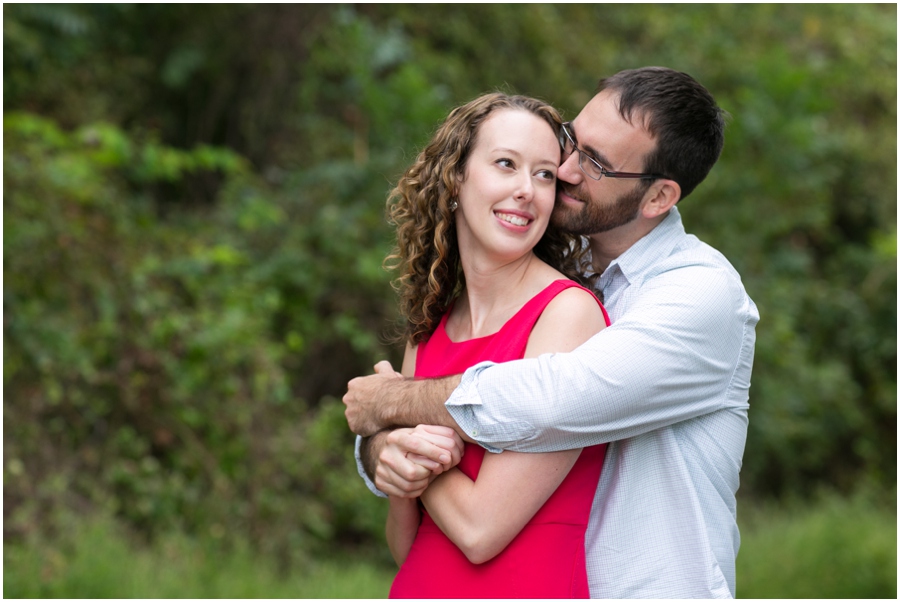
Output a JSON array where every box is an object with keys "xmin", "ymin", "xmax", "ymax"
[{"xmin": 558, "ymin": 122, "xmax": 667, "ymax": 181}]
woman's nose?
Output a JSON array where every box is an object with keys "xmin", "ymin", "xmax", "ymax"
[{"xmin": 514, "ymin": 174, "xmax": 534, "ymax": 201}]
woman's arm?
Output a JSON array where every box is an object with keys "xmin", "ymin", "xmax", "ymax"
[
  {"xmin": 384, "ymin": 424, "xmax": 466, "ymax": 566},
  {"xmin": 421, "ymin": 286, "xmax": 607, "ymax": 564},
  {"xmin": 383, "ymin": 343, "xmax": 465, "ymax": 565},
  {"xmin": 383, "ymin": 341, "xmax": 423, "ymax": 566},
  {"xmin": 387, "ymin": 496, "xmax": 421, "ymax": 566},
  {"xmin": 421, "ymin": 445, "xmax": 580, "ymax": 563}
]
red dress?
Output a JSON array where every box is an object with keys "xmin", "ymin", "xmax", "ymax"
[{"xmin": 390, "ymin": 280, "xmax": 610, "ymax": 599}]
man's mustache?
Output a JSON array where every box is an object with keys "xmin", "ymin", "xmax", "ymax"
[{"xmin": 557, "ymin": 183, "xmax": 586, "ymax": 204}]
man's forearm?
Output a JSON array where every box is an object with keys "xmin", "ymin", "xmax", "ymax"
[
  {"xmin": 344, "ymin": 371, "xmax": 464, "ymax": 437},
  {"xmin": 384, "ymin": 375, "xmax": 463, "ymax": 431}
]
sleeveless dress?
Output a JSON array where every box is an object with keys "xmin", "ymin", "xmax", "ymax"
[{"xmin": 390, "ymin": 279, "xmax": 610, "ymax": 599}]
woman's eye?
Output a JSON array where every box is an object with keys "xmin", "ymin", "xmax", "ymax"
[
  {"xmin": 496, "ymin": 158, "xmax": 514, "ymax": 169},
  {"xmin": 536, "ymin": 169, "xmax": 556, "ymax": 181}
]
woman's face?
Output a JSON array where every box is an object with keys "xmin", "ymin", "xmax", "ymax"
[{"xmin": 455, "ymin": 109, "xmax": 560, "ymax": 267}]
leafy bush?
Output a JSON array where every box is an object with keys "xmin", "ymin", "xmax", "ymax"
[{"xmin": 3, "ymin": 112, "xmax": 390, "ymax": 562}]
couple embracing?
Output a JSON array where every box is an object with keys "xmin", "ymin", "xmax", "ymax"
[{"xmin": 343, "ymin": 67, "xmax": 759, "ymax": 599}]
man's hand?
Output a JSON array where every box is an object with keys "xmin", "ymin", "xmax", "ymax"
[
  {"xmin": 343, "ymin": 361, "xmax": 403, "ymax": 436},
  {"xmin": 344, "ymin": 360, "xmax": 464, "ymax": 438},
  {"xmin": 375, "ymin": 425, "xmax": 464, "ymax": 498}
]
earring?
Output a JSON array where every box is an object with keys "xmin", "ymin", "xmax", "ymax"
[{"xmin": 449, "ymin": 200, "xmax": 459, "ymax": 212}]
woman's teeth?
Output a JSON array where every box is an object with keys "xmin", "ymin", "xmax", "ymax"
[{"xmin": 496, "ymin": 212, "xmax": 530, "ymax": 226}]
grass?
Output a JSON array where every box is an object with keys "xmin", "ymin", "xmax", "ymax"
[
  {"xmin": 4, "ymin": 518, "xmax": 395, "ymax": 598},
  {"xmin": 4, "ymin": 488, "xmax": 895, "ymax": 598},
  {"xmin": 736, "ymin": 488, "xmax": 896, "ymax": 599}
]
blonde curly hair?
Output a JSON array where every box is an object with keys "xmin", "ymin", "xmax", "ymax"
[{"xmin": 385, "ymin": 93, "xmax": 594, "ymax": 345}]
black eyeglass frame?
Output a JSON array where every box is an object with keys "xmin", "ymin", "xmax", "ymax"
[{"xmin": 559, "ymin": 122, "xmax": 668, "ymax": 181}]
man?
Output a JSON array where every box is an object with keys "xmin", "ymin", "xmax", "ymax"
[{"xmin": 344, "ymin": 67, "xmax": 759, "ymax": 598}]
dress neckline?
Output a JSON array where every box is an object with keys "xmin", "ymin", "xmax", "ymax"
[{"xmin": 438, "ymin": 279, "xmax": 572, "ymax": 345}]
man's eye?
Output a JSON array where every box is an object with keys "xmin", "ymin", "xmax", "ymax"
[{"xmin": 587, "ymin": 157, "xmax": 606, "ymax": 172}]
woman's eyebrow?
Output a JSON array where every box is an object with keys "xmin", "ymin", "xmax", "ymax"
[{"xmin": 491, "ymin": 147, "xmax": 522, "ymax": 156}]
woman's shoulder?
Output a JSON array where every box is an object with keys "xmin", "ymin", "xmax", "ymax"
[
  {"xmin": 526, "ymin": 259, "xmax": 606, "ymax": 322},
  {"xmin": 542, "ymin": 281, "xmax": 605, "ymax": 320},
  {"xmin": 523, "ymin": 279, "xmax": 608, "ymax": 357}
]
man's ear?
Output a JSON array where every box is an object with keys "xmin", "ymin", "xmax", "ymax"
[{"xmin": 641, "ymin": 179, "xmax": 681, "ymax": 219}]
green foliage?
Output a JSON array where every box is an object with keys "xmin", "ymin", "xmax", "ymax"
[
  {"xmin": 682, "ymin": 5, "xmax": 898, "ymax": 495},
  {"xmin": 2, "ymin": 2, "xmax": 896, "ymax": 581},
  {"xmin": 4, "ymin": 111, "xmax": 389, "ymax": 562}
]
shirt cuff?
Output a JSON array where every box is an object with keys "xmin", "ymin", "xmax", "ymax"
[
  {"xmin": 355, "ymin": 435, "xmax": 387, "ymax": 498},
  {"xmin": 445, "ymin": 361, "xmax": 504, "ymax": 453}
]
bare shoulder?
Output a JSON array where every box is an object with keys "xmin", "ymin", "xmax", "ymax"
[
  {"xmin": 548, "ymin": 285, "xmax": 604, "ymax": 315},
  {"xmin": 525, "ymin": 285, "xmax": 607, "ymax": 357}
]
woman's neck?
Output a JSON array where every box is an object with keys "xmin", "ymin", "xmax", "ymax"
[{"xmin": 449, "ymin": 251, "xmax": 553, "ymax": 341}]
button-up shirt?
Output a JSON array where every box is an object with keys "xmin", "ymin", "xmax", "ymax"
[{"xmin": 445, "ymin": 207, "xmax": 759, "ymax": 598}]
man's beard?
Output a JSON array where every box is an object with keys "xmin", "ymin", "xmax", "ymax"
[{"xmin": 551, "ymin": 182, "xmax": 646, "ymax": 236}]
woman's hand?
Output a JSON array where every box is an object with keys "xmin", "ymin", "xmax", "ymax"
[{"xmin": 376, "ymin": 424, "xmax": 465, "ymax": 497}]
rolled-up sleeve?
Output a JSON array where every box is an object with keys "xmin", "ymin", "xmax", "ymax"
[
  {"xmin": 446, "ymin": 264, "xmax": 758, "ymax": 453},
  {"xmin": 354, "ymin": 435, "xmax": 388, "ymax": 498}
]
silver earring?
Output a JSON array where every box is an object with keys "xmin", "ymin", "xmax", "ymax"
[{"xmin": 449, "ymin": 200, "xmax": 458, "ymax": 212}]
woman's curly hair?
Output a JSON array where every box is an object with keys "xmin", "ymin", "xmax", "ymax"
[{"xmin": 385, "ymin": 93, "xmax": 595, "ymax": 345}]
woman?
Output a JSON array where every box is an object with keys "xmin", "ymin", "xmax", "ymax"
[{"xmin": 384, "ymin": 93, "xmax": 609, "ymax": 598}]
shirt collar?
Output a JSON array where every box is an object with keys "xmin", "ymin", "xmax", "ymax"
[{"xmin": 603, "ymin": 206, "xmax": 686, "ymax": 284}]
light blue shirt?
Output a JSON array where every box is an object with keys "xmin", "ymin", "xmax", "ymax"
[
  {"xmin": 356, "ymin": 207, "xmax": 758, "ymax": 598},
  {"xmin": 445, "ymin": 207, "xmax": 759, "ymax": 598}
]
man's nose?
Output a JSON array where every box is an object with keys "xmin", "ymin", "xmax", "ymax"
[{"xmin": 557, "ymin": 151, "xmax": 582, "ymax": 186}]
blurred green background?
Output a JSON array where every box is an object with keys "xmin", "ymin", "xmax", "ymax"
[{"xmin": 3, "ymin": 4, "xmax": 896, "ymax": 598}]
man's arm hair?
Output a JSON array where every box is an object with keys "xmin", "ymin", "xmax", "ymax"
[
  {"xmin": 344, "ymin": 370, "xmax": 465, "ymax": 437},
  {"xmin": 358, "ymin": 376, "xmax": 470, "ymax": 483},
  {"xmin": 381, "ymin": 375, "xmax": 463, "ymax": 432},
  {"xmin": 359, "ymin": 430, "xmax": 387, "ymax": 482}
]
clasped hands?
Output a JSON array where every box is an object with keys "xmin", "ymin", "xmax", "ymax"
[
  {"xmin": 375, "ymin": 424, "xmax": 464, "ymax": 497},
  {"xmin": 345, "ymin": 361, "xmax": 464, "ymax": 498}
]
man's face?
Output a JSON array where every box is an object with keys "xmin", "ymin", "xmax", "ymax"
[{"xmin": 552, "ymin": 90, "xmax": 658, "ymax": 236}]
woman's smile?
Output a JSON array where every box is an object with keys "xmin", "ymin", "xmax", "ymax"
[{"xmin": 494, "ymin": 210, "xmax": 534, "ymax": 229}]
